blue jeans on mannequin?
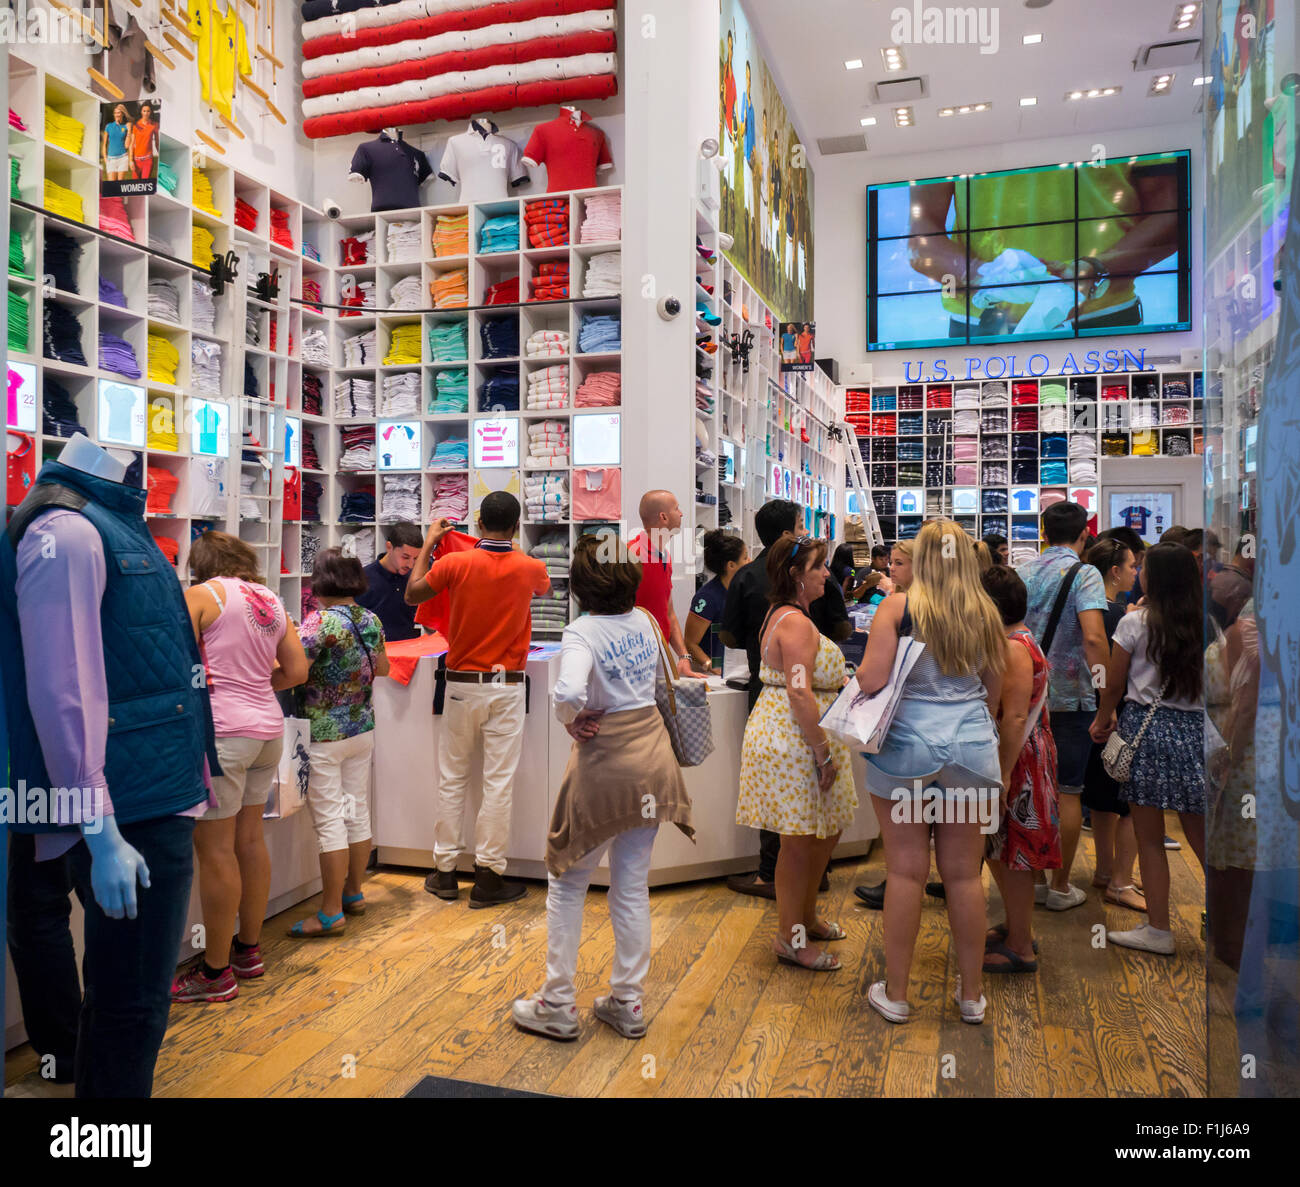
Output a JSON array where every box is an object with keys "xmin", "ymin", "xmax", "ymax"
[{"xmin": 68, "ymin": 814, "xmax": 195, "ymax": 1098}]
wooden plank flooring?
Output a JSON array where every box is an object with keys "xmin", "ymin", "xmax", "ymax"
[{"xmin": 5, "ymin": 827, "xmax": 1211, "ymax": 1098}]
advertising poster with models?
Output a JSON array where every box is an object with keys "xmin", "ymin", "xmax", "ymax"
[
  {"xmin": 719, "ymin": 0, "xmax": 814, "ymax": 326},
  {"xmin": 779, "ymin": 320, "xmax": 816, "ymax": 371},
  {"xmin": 100, "ymin": 99, "xmax": 160, "ymax": 197}
]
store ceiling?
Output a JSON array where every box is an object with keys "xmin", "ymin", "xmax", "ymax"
[{"xmin": 743, "ymin": 0, "xmax": 1204, "ymax": 161}]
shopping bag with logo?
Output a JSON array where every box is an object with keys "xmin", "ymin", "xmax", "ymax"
[
  {"xmin": 639, "ymin": 608, "xmax": 713, "ymax": 767},
  {"xmin": 820, "ymin": 636, "xmax": 925, "ymax": 753},
  {"xmin": 265, "ymin": 716, "xmax": 311, "ymax": 820}
]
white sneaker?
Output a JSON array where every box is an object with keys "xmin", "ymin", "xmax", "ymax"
[
  {"xmin": 1045, "ymin": 884, "xmax": 1087, "ymax": 912},
  {"xmin": 954, "ymin": 977, "xmax": 986, "ymax": 1025},
  {"xmin": 593, "ymin": 994, "xmax": 647, "ymax": 1038},
  {"xmin": 1033, "ymin": 882, "xmax": 1049, "ymax": 905},
  {"xmin": 1107, "ymin": 924, "xmax": 1175, "ymax": 955},
  {"xmin": 867, "ymin": 981, "xmax": 910, "ymax": 1023},
  {"xmin": 511, "ymin": 994, "xmax": 579, "ymax": 1040}
]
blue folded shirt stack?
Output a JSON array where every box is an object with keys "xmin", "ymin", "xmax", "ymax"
[
  {"xmin": 479, "ymin": 372, "xmax": 520, "ymax": 412},
  {"xmin": 99, "ymin": 331, "xmax": 141, "ymax": 379},
  {"xmin": 578, "ymin": 313, "xmax": 620, "ymax": 354},
  {"xmin": 480, "ymin": 317, "xmax": 520, "ymax": 359},
  {"xmin": 478, "ymin": 215, "xmax": 520, "ymax": 254}
]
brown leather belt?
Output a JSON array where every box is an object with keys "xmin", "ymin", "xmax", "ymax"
[{"xmin": 445, "ymin": 670, "xmax": 525, "ymax": 684}]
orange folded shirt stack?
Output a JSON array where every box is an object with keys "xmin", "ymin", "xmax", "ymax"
[
  {"xmin": 529, "ymin": 260, "xmax": 569, "ymax": 301},
  {"xmin": 146, "ymin": 467, "xmax": 179, "ymax": 514},
  {"xmin": 152, "ymin": 534, "xmax": 179, "ymax": 565},
  {"xmin": 430, "ymin": 269, "xmax": 468, "ymax": 309},
  {"xmin": 432, "ymin": 213, "xmax": 469, "ymax": 257},
  {"xmin": 524, "ymin": 198, "xmax": 568, "ymax": 248}
]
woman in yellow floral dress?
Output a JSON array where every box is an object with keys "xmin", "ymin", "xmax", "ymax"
[{"xmin": 737, "ymin": 535, "xmax": 857, "ymax": 971}]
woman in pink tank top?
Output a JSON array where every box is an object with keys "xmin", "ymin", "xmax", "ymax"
[{"xmin": 170, "ymin": 532, "xmax": 308, "ymax": 1005}]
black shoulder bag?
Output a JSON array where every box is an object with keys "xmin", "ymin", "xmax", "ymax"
[{"xmin": 1039, "ymin": 561, "xmax": 1083, "ymax": 657}]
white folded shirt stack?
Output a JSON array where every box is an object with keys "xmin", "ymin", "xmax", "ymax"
[
  {"xmin": 1069, "ymin": 458, "xmax": 1098, "ymax": 484},
  {"xmin": 525, "ymin": 329, "xmax": 569, "ymax": 358},
  {"xmin": 381, "ymin": 474, "xmax": 421, "ymax": 523},
  {"xmin": 302, "ymin": 326, "xmax": 331, "ymax": 366},
  {"xmin": 1040, "ymin": 405, "xmax": 1068, "ymax": 432},
  {"xmin": 527, "ymin": 363, "xmax": 569, "ymax": 410},
  {"xmin": 342, "ymin": 328, "xmax": 378, "ymax": 368},
  {"xmin": 524, "ymin": 472, "xmax": 569, "ymax": 522},
  {"xmin": 339, "ymin": 276, "xmax": 376, "ymax": 313},
  {"xmin": 389, "ymin": 274, "xmax": 424, "ymax": 311},
  {"xmin": 953, "ymin": 386, "xmax": 981, "ymax": 409},
  {"xmin": 344, "ymin": 530, "xmax": 377, "ymax": 566},
  {"xmin": 239, "ymin": 471, "xmax": 262, "ymax": 521},
  {"xmin": 579, "ymin": 192, "xmax": 621, "ymax": 243},
  {"xmin": 583, "ymin": 250, "xmax": 621, "ymax": 297},
  {"xmin": 380, "ymin": 371, "xmax": 420, "ymax": 416},
  {"xmin": 385, "ymin": 220, "xmax": 421, "ymax": 264},
  {"xmin": 334, "ymin": 377, "xmax": 376, "ymax": 418},
  {"xmin": 526, "ymin": 419, "xmax": 570, "ymax": 468},
  {"xmin": 190, "ymin": 339, "xmax": 223, "ymax": 399},
  {"xmin": 191, "ymin": 279, "xmax": 217, "ymax": 335}
]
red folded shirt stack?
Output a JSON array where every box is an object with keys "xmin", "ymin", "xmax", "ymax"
[
  {"xmin": 1011, "ymin": 409, "xmax": 1039, "ymax": 431},
  {"xmin": 871, "ymin": 414, "xmax": 897, "ymax": 436},
  {"xmin": 1011, "ymin": 382, "xmax": 1039, "ymax": 404},
  {"xmin": 484, "ymin": 276, "xmax": 521, "ymax": 305},
  {"xmin": 574, "ymin": 369, "xmax": 621, "ymax": 408},
  {"xmin": 525, "ymin": 198, "xmax": 569, "ymax": 248},
  {"xmin": 235, "ymin": 197, "xmax": 258, "ymax": 231},
  {"xmin": 270, "ymin": 209, "xmax": 293, "ymax": 250},
  {"xmin": 339, "ymin": 236, "xmax": 369, "ymax": 265},
  {"xmin": 99, "ymin": 196, "xmax": 135, "ymax": 241},
  {"xmin": 897, "ymin": 387, "xmax": 924, "ymax": 410},
  {"xmin": 1101, "ymin": 383, "xmax": 1128, "ymax": 400},
  {"xmin": 146, "ymin": 467, "xmax": 179, "ymax": 514},
  {"xmin": 926, "ymin": 385, "xmax": 952, "ymax": 409},
  {"xmin": 529, "ymin": 261, "xmax": 569, "ymax": 301},
  {"xmin": 152, "ymin": 534, "xmax": 178, "ymax": 565}
]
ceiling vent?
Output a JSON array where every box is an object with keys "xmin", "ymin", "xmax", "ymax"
[
  {"xmin": 817, "ymin": 134, "xmax": 869, "ymax": 156},
  {"xmin": 1136, "ymin": 39, "xmax": 1201, "ymax": 69},
  {"xmin": 874, "ymin": 75, "xmax": 926, "ymax": 103}
]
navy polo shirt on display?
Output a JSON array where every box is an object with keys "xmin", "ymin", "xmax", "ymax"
[
  {"xmin": 357, "ymin": 557, "xmax": 418, "ymax": 642},
  {"xmin": 349, "ymin": 133, "xmax": 433, "ymax": 213}
]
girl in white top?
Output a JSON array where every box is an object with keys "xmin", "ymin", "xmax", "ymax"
[{"xmin": 513, "ymin": 534, "xmax": 693, "ymax": 1044}]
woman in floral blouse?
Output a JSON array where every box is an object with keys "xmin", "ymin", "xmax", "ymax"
[{"xmin": 290, "ymin": 548, "xmax": 389, "ymax": 938}]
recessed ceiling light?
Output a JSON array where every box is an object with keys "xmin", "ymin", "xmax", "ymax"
[
  {"xmin": 1193, "ymin": 75, "xmax": 1211, "ymax": 86},
  {"xmin": 844, "ymin": 58, "xmax": 863, "ymax": 70},
  {"xmin": 1069, "ymin": 91, "xmax": 1083, "ymax": 100},
  {"xmin": 1022, "ymin": 33, "xmax": 1043, "ymax": 45},
  {"xmin": 893, "ymin": 105, "xmax": 914, "ymax": 127},
  {"xmin": 1067, "ymin": 86, "xmax": 1121, "ymax": 100},
  {"xmin": 1020, "ymin": 96, "xmax": 1037, "ymax": 106},
  {"xmin": 882, "ymin": 46, "xmax": 906, "ymax": 72},
  {"xmin": 1172, "ymin": 2, "xmax": 1200, "ymax": 31},
  {"xmin": 939, "ymin": 108, "xmax": 953, "ymax": 117},
  {"xmin": 1150, "ymin": 73, "xmax": 1174, "ymax": 95},
  {"xmin": 860, "ymin": 116, "xmax": 877, "ymax": 126}
]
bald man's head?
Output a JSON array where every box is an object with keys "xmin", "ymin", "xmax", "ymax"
[{"xmin": 639, "ymin": 489, "xmax": 683, "ymax": 535}]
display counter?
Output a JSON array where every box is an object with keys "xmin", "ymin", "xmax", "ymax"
[{"xmin": 373, "ymin": 644, "xmax": 879, "ymax": 886}]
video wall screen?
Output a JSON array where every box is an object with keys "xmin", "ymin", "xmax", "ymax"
[{"xmin": 867, "ymin": 151, "xmax": 1192, "ymax": 351}]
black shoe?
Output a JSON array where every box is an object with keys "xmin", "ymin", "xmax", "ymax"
[
  {"xmin": 425, "ymin": 869, "xmax": 459, "ymax": 900},
  {"xmin": 819, "ymin": 871, "xmax": 830, "ymax": 893},
  {"xmin": 468, "ymin": 865, "xmax": 527, "ymax": 909},
  {"xmin": 854, "ymin": 881, "xmax": 885, "ymax": 910},
  {"xmin": 726, "ymin": 871, "xmax": 777, "ymax": 900},
  {"xmin": 925, "ymin": 881, "xmax": 946, "ymax": 899}
]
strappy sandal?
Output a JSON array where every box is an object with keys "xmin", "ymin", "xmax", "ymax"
[
  {"xmin": 288, "ymin": 909, "xmax": 346, "ymax": 939},
  {"xmin": 983, "ymin": 940, "xmax": 1038, "ymax": 974},
  {"xmin": 986, "ymin": 924, "xmax": 1039, "ymax": 954},
  {"xmin": 1092, "ymin": 873, "xmax": 1112, "ymax": 889},
  {"xmin": 342, "ymin": 892, "xmax": 366, "ymax": 916},
  {"xmin": 806, "ymin": 920, "xmax": 846, "ymax": 942},
  {"xmin": 1104, "ymin": 884, "xmax": 1147, "ymax": 912},
  {"xmin": 774, "ymin": 939, "xmax": 840, "ymax": 971}
]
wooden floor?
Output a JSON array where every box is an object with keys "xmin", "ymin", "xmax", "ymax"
[{"xmin": 5, "ymin": 827, "xmax": 1209, "ymax": 1098}]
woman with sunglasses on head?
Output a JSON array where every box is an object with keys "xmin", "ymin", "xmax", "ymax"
[
  {"xmin": 856, "ymin": 521, "xmax": 1006, "ymax": 1025},
  {"xmin": 737, "ymin": 535, "xmax": 858, "ymax": 971},
  {"xmin": 1081, "ymin": 537, "xmax": 1145, "ymax": 912}
]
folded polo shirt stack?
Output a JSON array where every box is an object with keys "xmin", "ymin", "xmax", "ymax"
[
  {"xmin": 432, "ymin": 213, "xmax": 469, "ymax": 257},
  {"xmin": 344, "ymin": 530, "xmax": 376, "ymax": 566},
  {"xmin": 1039, "ymin": 490, "xmax": 1067, "ymax": 509},
  {"xmin": 982, "ymin": 462, "xmax": 1008, "ymax": 485},
  {"xmin": 478, "ymin": 214, "xmax": 519, "ymax": 254},
  {"xmin": 952, "ymin": 409, "xmax": 980, "ymax": 436},
  {"xmin": 1162, "ymin": 403, "xmax": 1191, "ymax": 425},
  {"xmin": 1011, "ymin": 382, "xmax": 1038, "ymax": 405},
  {"xmin": 244, "ymin": 358, "xmax": 260, "ymax": 399},
  {"xmin": 147, "ymin": 334, "xmax": 179, "ymax": 385},
  {"xmin": 578, "ymin": 313, "xmax": 620, "ymax": 354},
  {"xmin": 431, "ymin": 368, "xmax": 469, "ymax": 413},
  {"xmin": 339, "ymin": 426, "xmax": 376, "ymax": 471},
  {"xmin": 156, "ymin": 160, "xmax": 178, "ymax": 195},
  {"xmin": 897, "ymin": 438, "xmax": 923, "ymax": 461},
  {"xmin": 301, "ymin": 480, "xmax": 323, "ymax": 523},
  {"xmin": 44, "ymin": 303, "xmax": 88, "ymax": 365},
  {"xmin": 193, "ymin": 226, "xmax": 216, "ymax": 269},
  {"xmin": 480, "ymin": 317, "xmax": 520, "ymax": 359},
  {"xmin": 10, "ymin": 156, "xmax": 21, "ymax": 201},
  {"xmin": 340, "ymin": 485, "xmax": 375, "ymax": 522},
  {"xmin": 191, "ymin": 340, "xmax": 222, "ymax": 398},
  {"xmin": 525, "ymin": 198, "xmax": 569, "ymax": 248},
  {"xmin": 385, "ymin": 219, "xmax": 420, "ymax": 263},
  {"xmin": 44, "ymin": 107, "xmax": 85, "ymax": 154},
  {"xmin": 431, "ymin": 269, "xmax": 469, "ymax": 309},
  {"xmin": 192, "ymin": 279, "xmax": 217, "ymax": 335},
  {"xmin": 485, "ymin": 275, "xmax": 521, "ymax": 305},
  {"xmin": 302, "ymin": 327, "xmax": 330, "ymax": 367},
  {"xmin": 1040, "ymin": 404, "xmax": 1068, "ymax": 432},
  {"xmin": 530, "ymin": 261, "xmax": 570, "ymax": 301},
  {"xmin": 1012, "ymin": 460, "xmax": 1039, "ymax": 484},
  {"xmin": 146, "ymin": 466, "xmax": 179, "ymax": 513},
  {"xmin": 1101, "ymin": 383, "xmax": 1127, "ymax": 401},
  {"xmin": 192, "ymin": 168, "xmax": 221, "ymax": 217},
  {"xmin": 339, "ymin": 276, "xmax": 375, "ymax": 316},
  {"xmin": 44, "ymin": 178, "xmax": 83, "ymax": 222},
  {"xmin": 579, "ymin": 192, "xmax": 621, "ymax": 243},
  {"xmin": 981, "ymin": 434, "xmax": 1007, "ymax": 458},
  {"xmin": 1131, "ymin": 430, "xmax": 1158, "ymax": 456},
  {"xmin": 926, "ymin": 463, "xmax": 945, "ymax": 486},
  {"xmin": 953, "ymin": 385, "xmax": 980, "ymax": 409},
  {"xmin": 897, "ymin": 387, "xmax": 924, "ymax": 411},
  {"xmin": 531, "ymin": 585, "xmax": 570, "ymax": 630},
  {"xmin": 479, "ymin": 371, "xmax": 520, "ymax": 411},
  {"xmin": 389, "ymin": 275, "xmax": 422, "ymax": 311},
  {"xmin": 1040, "ymin": 381, "xmax": 1067, "ymax": 406},
  {"xmin": 99, "ymin": 277, "xmax": 127, "ymax": 308},
  {"xmin": 430, "ymin": 473, "xmax": 468, "ymax": 521},
  {"xmin": 981, "ymin": 408, "xmax": 1008, "ymax": 433},
  {"xmin": 235, "ymin": 197, "xmax": 258, "ymax": 231},
  {"xmin": 44, "ymin": 229, "xmax": 82, "ymax": 294},
  {"xmin": 430, "ymin": 437, "xmax": 469, "ymax": 466},
  {"xmin": 583, "ymin": 251, "xmax": 620, "ymax": 298},
  {"xmin": 1040, "ymin": 460, "xmax": 1068, "ymax": 485},
  {"xmin": 302, "ymin": 276, "xmax": 324, "ymax": 313},
  {"xmin": 927, "ymin": 385, "xmax": 953, "ymax": 409},
  {"xmin": 301, "ymin": 429, "xmax": 321, "ymax": 470},
  {"xmin": 526, "ymin": 475, "xmax": 570, "ymax": 525},
  {"xmin": 381, "ymin": 475, "xmax": 420, "ymax": 523},
  {"xmin": 245, "ymin": 309, "xmax": 262, "ymax": 348},
  {"xmin": 10, "ymin": 228, "xmax": 27, "ymax": 276},
  {"xmin": 1164, "ymin": 433, "xmax": 1191, "ymax": 456},
  {"xmin": 302, "ymin": 374, "xmax": 324, "ymax": 417},
  {"xmin": 981, "ymin": 382, "xmax": 1008, "ymax": 405},
  {"xmin": 269, "ymin": 209, "xmax": 293, "ymax": 250},
  {"xmin": 525, "ymin": 329, "xmax": 569, "ymax": 358},
  {"xmin": 9, "ymin": 289, "xmax": 30, "ymax": 352},
  {"xmin": 340, "ymin": 233, "xmax": 374, "ymax": 265},
  {"xmin": 529, "ymin": 533, "xmax": 570, "ymax": 577},
  {"xmin": 380, "ymin": 371, "xmax": 420, "ymax": 416},
  {"xmin": 342, "ymin": 328, "xmax": 378, "ymax": 368},
  {"xmin": 527, "ymin": 364, "xmax": 568, "ymax": 410},
  {"xmin": 1012, "ymin": 433, "xmax": 1038, "ymax": 458},
  {"xmin": 983, "ymin": 490, "xmax": 1008, "ymax": 514},
  {"xmin": 335, "ymin": 377, "xmax": 375, "ymax": 419},
  {"xmin": 149, "ymin": 278, "xmax": 181, "ymax": 323},
  {"xmin": 384, "ymin": 323, "xmax": 421, "ymax": 365},
  {"xmin": 526, "ymin": 419, "xmax": 569, "ymax": 468},
  {"xmin": 1011, "ymin": 408, "xmax": 1038, "ymax": 432},
  {"xmin": 1129, "ymin": 401, "xmax": 1158, "ymax": 429},
  {"xmin": 430, "ymin": 320, "xmax": 469, "ymax": 362}
]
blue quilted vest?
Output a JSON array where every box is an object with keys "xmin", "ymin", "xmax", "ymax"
[{"xmin": 0, "ymin": 460, "xmax": 217, "ymax": 829}]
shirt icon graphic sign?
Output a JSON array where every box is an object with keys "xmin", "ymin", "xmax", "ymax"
[
  {"xmin": 897, "ymin": 488, "xmax": 924, "ymax": 515},
  {"xmin": 1010, "ymin": 487, "xmax": 1039, "ymax": 513},
  {"xmin": 1069, "ymin": 486, "xmax": 1097, "ymax": 510},
  {"xmin": 378, "ymin": 420, "xmax": 421, "ymax": 470},
  {"xmin": 473, "ymin": 418, "xmax": 519, "ymax": 468},
  {"xmin": 192, "ymin": 398, "xmax": 228, "ymax": 457}
]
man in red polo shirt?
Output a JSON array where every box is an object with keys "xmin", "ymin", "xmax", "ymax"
[
  {"xmin": 627, "ymin": 490, "xmax": 703, "ymax": 679},
  {"xmin": 405, "ymin": 492, "xmax": 550, "ymax": 908}
]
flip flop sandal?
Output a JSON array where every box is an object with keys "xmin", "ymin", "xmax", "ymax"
[
  {"xmin": 982, "ymin": 940, "xmax": 1038, "ymax": 974},
  {"xmin": 289, "ymin": 909, "xmax": 345, "ymax": 939},
  {"xmin": 774, "ymin": 939, "xmax": 840, "ymax": 971},
  {"xmin": 1104, "ymin": 885, "xmax": 1147, "ymax": 912},
  {"xmin": 807, "ymin": 921, "xmax": 846, "ymax": 942},
  {"xmin": 986, "ymin": 924, "xmax": 1039, "ymax": 954},
  {"xmin": 342, "ymin": 892, "xmax": 366, "ymax": 916}
]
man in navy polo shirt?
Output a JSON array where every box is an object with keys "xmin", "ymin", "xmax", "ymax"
[{"xmin": 357, "ymin": 521, "xmax": 422, "ymax": 642}]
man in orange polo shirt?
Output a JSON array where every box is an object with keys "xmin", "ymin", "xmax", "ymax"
[{"xmin": 406, "ymin": 492, "xmax": 550, "ymax": 908}]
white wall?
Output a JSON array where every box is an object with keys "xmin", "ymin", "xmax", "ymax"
[{"xmin": 813, "ymin": 120, "xmax": 1204, "ymax": 381}]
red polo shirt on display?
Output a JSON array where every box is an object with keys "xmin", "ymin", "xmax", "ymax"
[
  {"xmin": 523, "ymin": 110, "xmax": 613, "ymax": 193},
  {"xmin": 628, "ymin": 531, "xmax": 672, "ymax": 641}
]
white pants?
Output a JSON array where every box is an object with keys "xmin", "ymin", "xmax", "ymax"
[
  {"xmin": 307, "ymin": 731, "xmax": 374, "ymax": 853},
  {"xmin": 435, "ymin": 682, "xmax": 525, "ymax": 875},
  {"xmin": 542, "ymin": 826, "xmax": 659, "ymax": 1007}
]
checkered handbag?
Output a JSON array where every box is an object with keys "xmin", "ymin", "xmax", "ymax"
[{"xmin": 638, "ymin": 609, "xmax": 714, "ymax": 767}]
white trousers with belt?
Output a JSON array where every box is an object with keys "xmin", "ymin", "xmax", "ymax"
[{"xmin": 434, "ymin": 681, "xmax": 526, "ymax": 875}]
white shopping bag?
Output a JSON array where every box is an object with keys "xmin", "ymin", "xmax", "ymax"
[
  {"xmin": 264, "ymin": 717, "xmax": 312, "ymax": 820},
  {"xmin": 820, "ymin": 637, "xmax": 925, "ymax": 753}
]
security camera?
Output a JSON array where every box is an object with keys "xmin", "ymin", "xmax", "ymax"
[
  {"xmin": 657, "ymin": 295, "xmax": 682, "ymax": 321},
  {"xmin": 324, "ymin": 198, "xmax": 342, "ymax": 220}
]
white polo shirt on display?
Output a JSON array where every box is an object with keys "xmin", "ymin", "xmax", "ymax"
[{"xmin": 435, "ymin": 126, "xmax": 528, "ymax": 203}]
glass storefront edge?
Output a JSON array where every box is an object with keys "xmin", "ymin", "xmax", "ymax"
[{"xmin": 1204, "ymin": 0, "xmax": 1300, "ymax": 1098}]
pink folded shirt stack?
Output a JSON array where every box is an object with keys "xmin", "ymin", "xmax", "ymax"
[
  {"xmin": 579, "ymin": 192, "xmax": 621, "ymax": 243},
  {"xmin": 574, "ymin": 369, "xmax": 621, "ymax": 408}
]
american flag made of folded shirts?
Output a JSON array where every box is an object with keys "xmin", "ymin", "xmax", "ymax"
[{"xmin": 299, "ymin": 0, "xmax": 620, "ymax": 139}]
